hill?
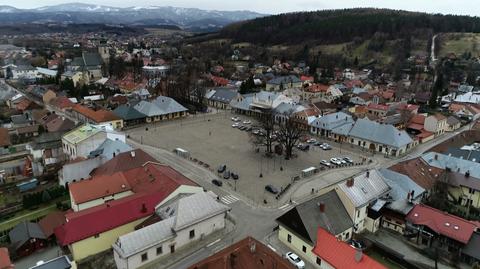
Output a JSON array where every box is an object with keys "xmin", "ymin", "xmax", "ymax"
[{"xmin": 220, "ymin": 8, "xmax": 480, "ymax": 45}]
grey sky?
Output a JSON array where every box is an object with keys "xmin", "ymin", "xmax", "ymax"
[{"xmin": 2, "ymin": 0, "xmax": 480, "ymax": 16}]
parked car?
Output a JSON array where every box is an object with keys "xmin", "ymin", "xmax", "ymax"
[
  {"xmin": 231, "ymin": 117, "xmax": 240, "ymax": 122},
  {"xmin": 330, "ymin": 158, "xmax": 342, "ymax": 165},
  {"xmin": 232, "ymin": 123, "xmax": 240, "ymax": 128},
  {"xmin": 265, "ymin": 185, "xmax": 279, "ymax": 194},
  {"xmin": 223, "ymin": 170, "xmax": 231, "ymax": 179},
  {"xmin": 217, "ymin": 165, "xmax": 226, "ymax": 173},
  {"xmin": 231, "ymin": 173, "xmax": 239, "ymax": 180},
  {"xmin": 211, "ymin": 179, "xmax": 223, "ymax": 187},
  {"xmin": 339, "ymin": 158, "xmax": 347, "ymax": 164},
  {"xmin": 297, "ymin": 144, "xmax": 310, "ymax": 151},
  {"xmin": 286, "ymin": 252, "xmax": 305, "ymax": 269},
  {"xmin": 343, "ymin": 157, "xmax": 354, "ymax": 163},
  {"xmin": 348, "ymin": 239, "xmax": 366, "ymax": 250},
  {"xmin": 243, "ymin": 120, "xmax": 251, "ymax": 124},
  {"xmin": 314, "ymin": 141, "xmax": 323, "ymax": 146},
  {"xmin": 239, "ymin": 125, "xmax": 246, "ymax": 130},
  {"xmin": 245, "ymin": 126, "xmax": 252, "ymax": 131},
  {"xmin": 320, "ymin": 160, "xmax": 331, "ymax": 167},
  {"xmin": 321, "ymin": 143, "xmax": 332, "ymax": 150},
  {"xmin": 306, "ymin": 138, "xmax": 317, "ymax": 144}
]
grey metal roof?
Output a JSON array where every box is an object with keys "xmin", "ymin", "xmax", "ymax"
[
  {"xmin": 230, "ymin": 93, "xmax": 254, "ymax": 111},
  {"xmin": 28, "ymin": 255, "xmax": 72, "ymax": 269},
  {"xmin": 447, "ymin": 116, "xmax": 460, "ymax": 126},
  {"xmin": 274, "ymin": 103, "xmax": 302, "ymax": 115},
  {"xmin": 267, "ymin": 75, "xmax": 301, "ymax": 86},
  {"xmin": 309, "ymin": 112, "xmax": 354, "ymax": 131},
  {"xmin": 88, "ymin": 138, "xmax": 132, "ymax": 160},
  {"xmin": 276, "ymin": 190, "xmax": 353, "ymax": 244},
  {"xmin": 348, "ymin": 118, "xmax": 413, "ymax": 148},
  {"xmin": 9, "ymin": 221, "xmax": 46, "ymax": 250},
  {"xmin": 113, "ymin": 105, "xmax": 146, "ymax": 121},
  {"xmin": 378, "ymin": 168, "xmax": 425, "ymax": 214},
  {"xmin": 208, "ymin": 88, "xmax": 238, "ymax": 104},
  {"xmin": 133, "ymin": 101, "xmax": 164, "ymax": 117},
  {"xmin": 338, "ymin": 169, "xmax": 390, "ymax": 208},
  {"xmin": 61, "ymin": 157, "xmax": 104, "ymax": 184},
  {"xmin": 113, "ymin": 192, "xmax": 229, "ymax": 258},
  {"xmin": 152, "ymin": 96, "xmax": 188, "ymax": 115},
  {"xmin": 422, "ymin": 152, "xmax": 480, "ymax": 178}
]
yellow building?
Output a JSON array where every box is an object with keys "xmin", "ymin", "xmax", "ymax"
[
  {"xmin": 276, "ymin": 190, "xmax": 353, "ymax": 266},
  {"xmin": 447, "ymin": 172, "xmax": 480, "ymax": 210}
]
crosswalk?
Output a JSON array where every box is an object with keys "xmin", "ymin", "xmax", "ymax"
[
  {"xmin": 220, "ymin": 195, "xmax": 239, "ymax": 205},
  {"xmin": 278, "ymin": 202, "xmax": 296, "ymax": 212}
]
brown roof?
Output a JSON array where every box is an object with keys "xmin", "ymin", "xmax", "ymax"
[
  {"xmin": 51, "ymin": 96, "xmax": 74, "ymax": 109},
  {"xmin": 15, "ymin": 125, "xmax": 39, "ymax": 135},
  {"xmin": 73, "ymin": 105, "xmax": 120, "ymax": 123},
  {"xmin": 429, "ymin": 130, "xmax": 480, "ymax": 154},
  {"xmin": 0, "ymin": 128, "xmax": 11, "ymax": 147},
  {"xmin": 69, "ymin": 172, "xmax": 132, "ymax": 204},
  {"xmin": 46, "ymin": 117, "xmax": 75, "ymax": 133},
  {"xmin": 389, "ymin": 157, "xmax": 442, "ymax": 189},
  {"xmin": 188, "ymin": 237, "xmax": 295, "ymax": 269},
  {"xmin": 31, "ymin": 109, "xmax": 50, "ymax": 123},
  {"xmin": 90, "ymin": 149, "xmax": 156, "ymax": 177},
  {"xmin": 0, "ymin": 248, "xmax": 13, "ymax": 269},
  {"xmin": 38, "ymin": 211, "xmax": 66, "ymax": 238}
]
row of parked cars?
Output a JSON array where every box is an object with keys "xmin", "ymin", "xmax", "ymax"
[
  {"xmin": 212, "ymin": 164, "xmax": 240, "ymax": 187},
  {"xmin": 320, "ymin": 157, "xmax": 354, "ymax": 167}
]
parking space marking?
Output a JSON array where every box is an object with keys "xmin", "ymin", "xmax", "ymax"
[
  {"xmin": 220, "ymin": 195, "xmax": 239, "ymax": 205},
  {"xmin": 278, "ymin": 203, "xmax": 296, "ymax": 211}
]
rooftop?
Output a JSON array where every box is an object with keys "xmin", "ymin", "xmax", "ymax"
[
  {"xmin": 337, "ymin": 169, "xmax": 390, "ymax": 208},
  {"xmin": 62, "ymin": 124, "xmax": 104, "ymax": 144}
]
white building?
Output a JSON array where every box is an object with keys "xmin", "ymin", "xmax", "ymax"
[
  {"xmin": 62, "ymin": 124, "xmax": 108, "ymax": 160},
  {"xmin": 112, "ymin": 192, "xmax": 229, "ymax": 269}
]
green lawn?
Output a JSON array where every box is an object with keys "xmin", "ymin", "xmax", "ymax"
[{"xmin": 439, "ymin": 33, "xmax": 480, "ymax": 57}]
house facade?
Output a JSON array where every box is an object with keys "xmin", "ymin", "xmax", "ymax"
[
  {"xmin": 424, "ymin": 114, "xmax": 448, "ymax": 136},
  {"xmin": 62, "ymin": 124, "xmax": 107, "ymax": 160}
]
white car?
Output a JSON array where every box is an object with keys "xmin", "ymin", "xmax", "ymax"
[
  {"xmin": 330, "ymin": 157, "xmax": 342, "ymax": 165},
  {"xmin": 231, "ymin": 123, "xmax": 240, "ymax": 128},
  {"xmin": 243, "ymin": 120, "xmax": 251, "ymax": 124},
  {"xmin": 286, "ymin": 252, "xmax": 305, "ymax": 269},
  {"xmin": 231, "ymin": 117, "xmax": 240, "ymax": 122},
  {"xmin": 306, "ymin": 138, "xmax": 317, "ymax": 144},
  {"xmin": 320, "ymin": 160, "xmax": 331, "ymax": 166}
]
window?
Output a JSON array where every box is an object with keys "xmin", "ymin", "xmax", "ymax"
[
  {"xmin": 302, "ymin": 245, "xmax": 306, "ymax": 253},
  {"xmin": 287, "ymin": 234, "xmax": 292, "ymax": 243},
  {"xmin": 141, "ymin": 253, "xmax": 148, "ymax": 262},
  {"xmin": 170, "ymin": 245, "xmax": 175, "ymax": 253},
  {"xmin": 357, "ymin": 210, "xmax": 360, "ymax": 219},
  {"xmin": 469, "ymin": 188, "xmax": 475, "ymax": 194},
  {"xmin": 316, "ymin": 257, "xmax": 322, "ymax": 265},
  {"xmin": 345, "ymin": 232, "xmax": 350, "ymax": 239},
  {"xmin": 189, "ymin": 229, "xmax": 195, "ymax": 239},
  {"xmin": 156, "ymin": 246, "xmax": 162, "ymax": 255}
]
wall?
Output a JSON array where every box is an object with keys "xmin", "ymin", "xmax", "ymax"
[
  {"xmin": 449, "ymin": 185, "xmax": 480, "ymax": 209},
  {"xmin": 278, "ymin": 225, "xmax": 317, "ymax": 265},
  {"xmin": 70, "ymin": 217, "xmax": 147, "ymax": 261},
  {"xmin": 115, "ymin": 213, "xmax": 226, "ymax": 269},
  {"xmin": 71, "ymin": 190, "xmax": 134, "ymax": 212},
  {"xmin": 76, "ymin": 132, "xmax": 107, "ymax": 159}
]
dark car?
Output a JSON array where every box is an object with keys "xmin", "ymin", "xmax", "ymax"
[
  {"xmin": 265, "ymin": 185, "xmax": 279, "ymax": 194},
  {"xmin": 298, "ymin": 144, "xmax": 310, "ymax": 151},
  {"xmin": 212, "ymin": 179, "xmax": 223, "ymax": 187},
  {"xmin": 223, "ymin": 170, "xmax": 231, "ymax": 179},
  {"xmin": 348, "ymin": 239, "xmax": 366, "ymax": 250},
  {"xmin": 217, "ymin": 165, "xmax": 226, "ymax": 173},
  {"xmin": 232, "ymin": 173, "xmax": 239, "ymax": 180}
]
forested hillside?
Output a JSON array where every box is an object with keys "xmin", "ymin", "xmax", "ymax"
[{"xmin": 221, "ymin": 8, "xmax": 480, "ymax": 45}]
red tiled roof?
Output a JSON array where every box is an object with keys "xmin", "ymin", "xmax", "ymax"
[
  {"xmin": 211, "ymin": 76, "xmax": 229, "ymax": 86},
  {"xmin": 410, "ymin": 114, "xmax": 426, "ymax": 125},
  {"xmin": 300, "ymin": 75, "xmax": 314, "ymax": 82},
  {"xmin": 389, "ymin": 158, "xmax": 441, "ymax": 190},
  {"xmin": 0, "ymin": 248, "xmax": 13, "ymax": 269},
  {"xmin": 16, "ymin": 99, "xmax": 33, "ymax": 111},
  {"xmin": 406, "ymin": 204, "xmax": 479, "ymax": 244},
  {"xmin": 367, "ymin": 103, "xmax": 389, "ymax": 111},
  {"xmin": 407, "ymin": 123, "xmax": 424, "ymax": 131},
  {"xmin": 73, "ymin": 105, "xmax": 120, "ymax": 123},
  {"xmin": 38, "ymin": 211, "xmax": 66, "ymax": 238},
  {"xmin": 55, "ymin": 192, "xmax": 167, "ymax": 246},
  {"xmin": 306, "ymin": 84, "xmax": 329, "ymax": 93},
  {"xmin": 51, "ymin": 96, "xmax": 74, "ymax": 109},
  {"xmin": 416, "ymin": 130, "xmax": 434, "ymax": 139},
  {"xmin": 69, "ymin": 173, "xmax": 132, "ymax": 204},
  {"xmin": 312, "ymin": 228, "xmax": 386, "ymax": 269}
]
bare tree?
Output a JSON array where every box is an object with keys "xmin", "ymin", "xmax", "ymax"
[
  {"xmin": 258, "ymin": 110, "xmax": 275, "ymax": 154},
  {"xmin": 278, "ymin": 113, "xmax": 304, "ymax": 159}
]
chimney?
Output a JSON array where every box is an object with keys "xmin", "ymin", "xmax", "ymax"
[
  {"xmin": 319, "ymin": 202, "xmax": 325, "ymax": 213},
  {"xmin": 434, "ymin": 154, "xmax": 438, "ymax": 160},
  {"xmin": 366, "ymin": 171, "xmax": 370, "ymax": 178},
  {"xmin": 466, "ymin": 170, "xmax": 470, "ymax": 177},
  {"xmin": 130, "ymin": 151, "xmax": 136, "ymax": 158},
  {"xmin": 140, "ymin": 203, "xmax": 147, "ymax": 213},
  {"xmin": 354, "ymin": 249, "xmax": 363, "ymax": 263},
  {"xmin": 113, "ymin": 152, "xmax": 116, "ymax": 157},
  {"xmin": 346, "ymin": 178, "xmax": 354, "ymax": 187}
]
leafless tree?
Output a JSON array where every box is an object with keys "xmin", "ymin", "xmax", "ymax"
[
  {"xmin": 278, "ymin": 113, "xmax": 305, "ymax": 159},
  {"xmin": 259, "ymin": 110, "xmax": 275, "ymax": 154}
]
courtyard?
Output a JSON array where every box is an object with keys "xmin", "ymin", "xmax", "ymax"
[{"xmin": 126, "ymin": 111, "xmax": 370, "ymax": 206}]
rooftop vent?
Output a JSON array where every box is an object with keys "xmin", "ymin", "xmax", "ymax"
[
  {"xmin": 454, "ymin": 226, "xmax": 459, "ymax": 230},
  {"xmin": 445, "ymin": 222, "xmax": 451, "ymax": 227}
]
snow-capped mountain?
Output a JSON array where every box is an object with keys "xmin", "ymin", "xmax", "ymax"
[{"xmin": 0, "ymin": 3, "xmax": 265, "ymax": 31}]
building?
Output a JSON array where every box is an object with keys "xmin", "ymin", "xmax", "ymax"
[
  {"xmin": 366, "ymin": 103, "xmax": 390, "ymax": 118},
  {"xmin": 205, "ymin": 88, "xmax": 239, "ymax": 109},
  {"xmin": 133, "ymin": 96, "xmax": 188, "ymax": 123},
  {"xmin": 71, "ymin": 105, "xmax": 123, "ymax": 129},
  {"xmin": 38, "ymin": 211, "xmax": 67, "ymax": 241},
  {"xmin": 312, "ymin": 227, "xmax": 386, "ymax": 269},
  {"xmin": 9, "ymin": 221, "xmax": 47, "ymax": 257},
  {"xmin": 42, "ymin": 89, "xmax": 57, "ymax": 104},
  {"xmin": 335, "ymin": 170, "xmax": 390, "ymax": 233},
  {"xmin": 113, "ymin": 105, "xmax": 146, "ymax": 128},
  {"xmin": 266, "ymin": 75, "xmax": 302, "ymax": 91},
  {"xmin": 112, "ymin": 192, "xmax": 229, "ymax": 269},
  {"xmin": 90, "ymin": 149, "xmax": 156, "ymax": 177},
  {"xmin": 187, "ymin": 237, "xmax": 294, "ymax": 269},
  {"xmin": 446, "ymin": 116, "xmax": 461, "ymax": 132},
  {"xmin": 26, "ymin": 132, "xmax": 65, "ymax": 175},
  {"xmin": 424, "ymin": 114, "xmax": 448, "ymax": 136},
  {"xmin": 276, "ymin": 190, "xmax": 353, "ymax": 264},
  {"xmin": 309, "ymin": 112, "xmax": 355, "ymax": 142},
  {"xmin": 405, "ymin": 204, "xmax": 480, "ymax": 262},
  {"xmin": 348, "ymin": 118, "xmax": 415, "ymax": 156},
  {"xmin": 62, "ymin": 124, "xmax": 107, "ymax": 160},
  {"xmin": 58, "ymin": 157, "xmax": 104, "ymax": 187}
]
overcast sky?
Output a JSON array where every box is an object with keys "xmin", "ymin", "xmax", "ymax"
[{"xmin": 2, "ymin": 0, "xmax": 480, "ymax": 16}]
